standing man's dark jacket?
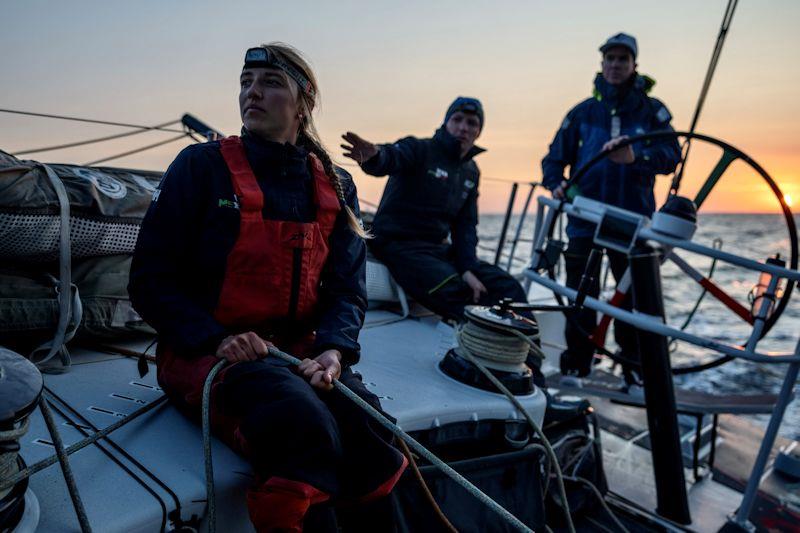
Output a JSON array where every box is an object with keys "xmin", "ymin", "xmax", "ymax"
[
  {"xmin": 362, "ymin": 127, "xmax": 485, "ymax": 274},
  {"xmin": 542, "ymin": 74, "xmax": 681, "ymax": 237},
  {"xmin": 128, "ymin": 133, "xmax": 367, "ymax": 365}
]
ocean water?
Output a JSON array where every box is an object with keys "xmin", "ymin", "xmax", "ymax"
[{"xmin": 478, "ymin": 213, "xmax": 800, "ymax": 440}]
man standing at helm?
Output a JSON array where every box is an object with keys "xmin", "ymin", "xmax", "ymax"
[{"xmin": 542, "ymin": 33, "xmax": 681, "ymax": 384}]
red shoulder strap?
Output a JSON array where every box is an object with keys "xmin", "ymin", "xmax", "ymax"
[
  {"xmin": 219, "ymin": 136, "xmax": 263, "ymax": 213},
  {"xmin": 309, "ymin": 153, "xmax": 341, "ymax": 231}
]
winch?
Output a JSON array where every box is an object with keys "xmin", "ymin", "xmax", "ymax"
[
  {"xmin": 0, "ymin": 347, "xmax": 43, "ymax": 531},
  {"xmin": 439, "ymin": 301, "xmax": 544, "ymax": 395}
]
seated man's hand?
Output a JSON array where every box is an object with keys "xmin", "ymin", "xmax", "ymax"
[
  {"xmin": 462, "ymin": 270, "xmax": 488, "ymax": 303},
  {"xmin": 215, "ymin": 332, "xmax": 272, "ymax": 363},
  {"xmin": 341, "ymin": 132, "xmax": 379, "ymax": 163},
  {"xmin": 298, "ymin": 349, "xmax": 342, "ymax": 391},
  {"xmin": 603, "ymin": 135, "xmax": 635, "ymax": 164},
  {"xmin": 552, "ymin": 180, "xmax": 569, "ymax": 199}
]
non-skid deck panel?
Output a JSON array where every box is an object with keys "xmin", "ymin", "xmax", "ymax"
[
  {"xmin": 21, "ymin": 311, "xmax": 547, "ymax": 532},
  {"xmin": 709, "ymin": 416, "xmax": 793, "ymax": 489},
  {"xmin": 546, "ymin": 369, "xmax": 778, "ymax": 414},
  {"xmin": 93, "ymin": 314, "xmax": 549, "ymax": 433},
  {"xmin": 21, "ymin": 354, "xmax": 254, "ymax": 533},
  {"xmin": 357, "ymin": 316, "xmax": 547, "ymax": 432}
]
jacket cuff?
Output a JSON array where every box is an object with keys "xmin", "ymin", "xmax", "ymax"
[
  {"xmin": 455, "ymin": 257, "xmax": 481, "ymax": 275},
  {"xmin": 173, "ymin": 326, "xmax": 228, "ymax": 358},
  {"xmin": 542, "ymin": 174, "xmax": 566, "ymax": 192},
  {"xmin": 359, "ymin": 146, "xmax": 385, "ymax": 175},
  {"xmin": 312, "ymin": 342, "xmax": 361, "ymax": 367}
]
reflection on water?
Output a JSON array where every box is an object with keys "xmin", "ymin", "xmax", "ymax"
[{"xmin": 479, "ymin": 213, "xmax": 800, "ymax": 439}]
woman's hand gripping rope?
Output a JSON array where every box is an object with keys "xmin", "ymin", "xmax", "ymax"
[{"xmin": 202, "ymin": 346, "xmax": 536, "ymax": 533}]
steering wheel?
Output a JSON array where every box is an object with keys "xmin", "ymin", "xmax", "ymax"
[{"xmin": 546, "ymin": 130, "xmax": 798, "ymax": 373}]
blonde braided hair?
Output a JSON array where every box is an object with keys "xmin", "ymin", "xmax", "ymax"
[{"xmin": 259, "ymin": 42, "xmax": 369, "ymax": 238}]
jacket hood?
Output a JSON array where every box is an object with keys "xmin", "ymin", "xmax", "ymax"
[{"xmin": 592, "ymin": 73, "xmax": 656, "ymax": 103}]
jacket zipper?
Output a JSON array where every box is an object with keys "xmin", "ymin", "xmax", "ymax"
[{"xmin": 287, "ymin": 248, "xmax": 303, "ymax": 319}]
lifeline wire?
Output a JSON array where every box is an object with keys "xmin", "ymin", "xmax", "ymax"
[
  {"xmin": 84, "ymin": 133, "xmax": 191, "ymax": 166},
  {"xmin": 0, "ymin": 108, "xmax": 186, "ymax": 133},
  {"xmin": 13, "ymin": 119, "xmax": 183, "ymax": 156},
  {"xmin": 202, "ymin": 350, "xmax": 535, "ymax": 533}
]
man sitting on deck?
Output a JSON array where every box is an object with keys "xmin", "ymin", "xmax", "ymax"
[
  {"xmin": 341, "ymin": 97, "xmax": 530, "ymax": 324},
  {"xmin": 342, "ymin": 98, "xmax": 546, "ymax": 386}
]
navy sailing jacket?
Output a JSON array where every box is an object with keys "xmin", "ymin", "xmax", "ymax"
[
  {"xmin": 542, "ymin": 74, "xmax": 681, "ymax": 237},
  {"xmin": 361, "ymin": 127, "xmax": 485, "ymax": 274},
  {"xmin": 128, "ymin": 133, "xmax": 367, "ymax": 365}
]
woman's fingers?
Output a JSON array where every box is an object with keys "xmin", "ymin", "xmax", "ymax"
[
  {"xmin": 222, "ymin": 342, "xmax": 246, "ymax": 362},
  {"xmin": 215, "ymin": 332, "xmax": 273, "ymax": 362},
  {"xmin": 298, "ymin": 358, "xmax": 324, "ymax": 379},
  {"xmin": 243, "ymin": 332, "xmax": 270, "ymax": 358},
  {"xmin": 310, "ymin": 369, "xmax": 334, "ymax": 391},
  {"xmin": 236, "ymin": 334, "xmax": 258, "ymax": 360}
]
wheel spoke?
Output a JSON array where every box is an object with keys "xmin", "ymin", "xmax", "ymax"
[
  {"xmin": 668, "ymin": 251, "xmax": 753, "ymax": 324},
  {"xmin": 694, "ymin": 149, "xmax": 738, "ymax": 207}
]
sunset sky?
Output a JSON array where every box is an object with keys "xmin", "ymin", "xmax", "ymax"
[{"xmin": 2, "ymin": 0, "xmax": 798, "ymax": 214}]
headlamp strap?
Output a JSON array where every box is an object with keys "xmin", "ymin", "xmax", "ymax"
[{"xmin": 244, "ymin": 47, "xmax": 315, "ymax": 98}]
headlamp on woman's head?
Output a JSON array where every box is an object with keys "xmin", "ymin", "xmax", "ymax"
[{"xmin": 243, "ymin": 47, "xmax": 315, "ymax": 99}]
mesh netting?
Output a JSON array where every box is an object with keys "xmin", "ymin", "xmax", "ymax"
[{"xmin": 0, "ymin": 212, "xmax": 140, "ymax": 261}]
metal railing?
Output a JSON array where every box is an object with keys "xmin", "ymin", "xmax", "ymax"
[
  {"xmin": 526, "ymin": 194, "xmax": 800, "ymax": 530},
  {"xmin": 488, "ymin": 180, "xmax": 543, "ymax": 271}
]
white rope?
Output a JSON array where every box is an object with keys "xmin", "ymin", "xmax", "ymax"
[
  {"xmin": 454, "ymin": 321, "xmax": 576, "ymax": 533},
  {"xmin": 0, "ymin": 418, "xmax": 30, "ymax": 498},
  {"xmin": 456, "ymin": 320, "xmax": 545, "ymax": 369},
  {"xmin": 202, "ymin": 352, "xmax": 534, "ymax": 533}
]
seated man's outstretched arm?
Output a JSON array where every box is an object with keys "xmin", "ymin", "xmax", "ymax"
[{"xmin": 341, "ymin": 132, "xmax": 423, "ymax": 177}]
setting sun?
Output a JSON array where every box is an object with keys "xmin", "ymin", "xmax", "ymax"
[{"xmin": 785, "ymin": 194, "xmax": 793, "ymax": 206}]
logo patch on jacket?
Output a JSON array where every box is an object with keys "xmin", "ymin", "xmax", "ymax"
[
  {"xmin": 218, "ymin": 196, "xmax": 240, "ymax": 210},
  {"xmin": 427, "ymin": 168, "xmax": 449, "ymax": 180}
]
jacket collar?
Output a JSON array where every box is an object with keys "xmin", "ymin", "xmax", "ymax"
[
  {"xmin": 433, "ymin": 127, "xmax": 486, "ymax": 162},
  {"xmin": 592, "ymin": 73, "xmax": 655, "ymax": 108},
  {"xmin": 240, "ymin": 128, "xmax": 309, "ymax": 179}
]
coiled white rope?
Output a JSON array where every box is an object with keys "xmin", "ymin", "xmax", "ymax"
[
  {"xmin": 456, "ymin": 320, "xmax": 544, "ymax": 368},
  {"xmin": 0, "ymin": 419, "xmax": 30, "ymax": 498}
]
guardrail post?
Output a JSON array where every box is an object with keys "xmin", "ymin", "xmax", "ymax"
[
  {"xmin": 494, "ymin": 183, "xmax": 518, "ymax": 266},
  {"xmin": 505, "ymin": 184, "xmax": 536, "ymax": 271},
  {"xmin": 729, "ymin": 353, "xmax": 800, "ymax": 530}
]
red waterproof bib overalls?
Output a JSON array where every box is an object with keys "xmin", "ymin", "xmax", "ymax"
[{"xmin": 156, "ymin": 137, "xmax": 405, "ymax": 532}]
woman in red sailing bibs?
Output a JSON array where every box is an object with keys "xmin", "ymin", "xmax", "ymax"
[{"xmin": 129, "ymin": 43, "xmax": 406, "ymax": 532}]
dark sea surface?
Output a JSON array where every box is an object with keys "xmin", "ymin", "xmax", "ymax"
[{"xmin": 478, "ymin": 213, "xmax": 800, "ymax": 440}]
